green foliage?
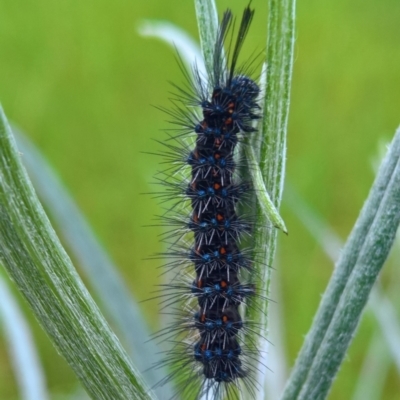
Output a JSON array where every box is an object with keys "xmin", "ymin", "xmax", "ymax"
[{"xmin": 0, "ymin": 0, "xmax": 400, "ymax": 399}]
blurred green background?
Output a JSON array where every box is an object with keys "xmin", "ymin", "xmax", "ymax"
[{"xmin": 1, "ymin": 0, "xmax": 400, "ymax": 399}]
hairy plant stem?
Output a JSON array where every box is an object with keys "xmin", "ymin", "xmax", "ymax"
[
  {"xmin": 0, "ymin": 106, "xmax": 153, "ymax": 400},
  {"xmin": 281, "ymin": 126, "xmax": 400, "ymax": 400}
]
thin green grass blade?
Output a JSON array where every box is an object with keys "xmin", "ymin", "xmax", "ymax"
[
  {"xmin": 138, "ymin": 20, "xmax": 204, "ymax": 76},
  {"xmin": 0, "ymin": 105, "xmax": 153, "ymax": 400},
  {"xmin": 244, "ymin": 1, "xmax": 296, "ymax": 398},
  {"xmin": 0, "ymin": 272, "xmax": 49, "ymax": 400},
  {"xmin": 351, "ymin": 331, "xmax": 391, "ymax": 400},
  {"xmin": 194, "ymin": 0, "xmax": 218, "ymax": 78}
]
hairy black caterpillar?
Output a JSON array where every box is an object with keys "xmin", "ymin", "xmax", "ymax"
[{"xmin": 151, "ymin": 5, "xmax": 264, "ymax": 399}]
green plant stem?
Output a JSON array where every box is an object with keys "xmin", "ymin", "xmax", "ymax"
[
  {"xmin": 194, "ymin": 0, "xmax": 218, "ymax": 79},
  {"xmin": 246, "ymin": 0, "xmax": 296, "ymax": 397},
  {"xmin": 0, "ymin": 106, "xmax": 152, "ymax": 400},
  {"xmin": 281, "ymin": 126, "xmax": 400, "ymax": 400}
]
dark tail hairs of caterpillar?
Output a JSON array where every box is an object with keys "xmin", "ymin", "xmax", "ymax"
[{"xmin": 149, "ymin": 4, "xmax": 267, "ymax": 400}]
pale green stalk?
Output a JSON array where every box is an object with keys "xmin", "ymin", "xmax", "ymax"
[
  {"xmin": 246, "ymin": 1, "xmax": 295, "ymax": 399},
  {"xmin": 281, "ymin": 126, "xmax": 400, "ymax": 400},
  {"xmin": 194, "ymin": 0, "xmax": 219, "ymax": 80},
  {"xmin": 0, "ymin": 106, "xmax": 153, "ymax": 400},
  {"xmin": 285, "ymin": 182, "xmax": 400, "ymax": 376}
]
